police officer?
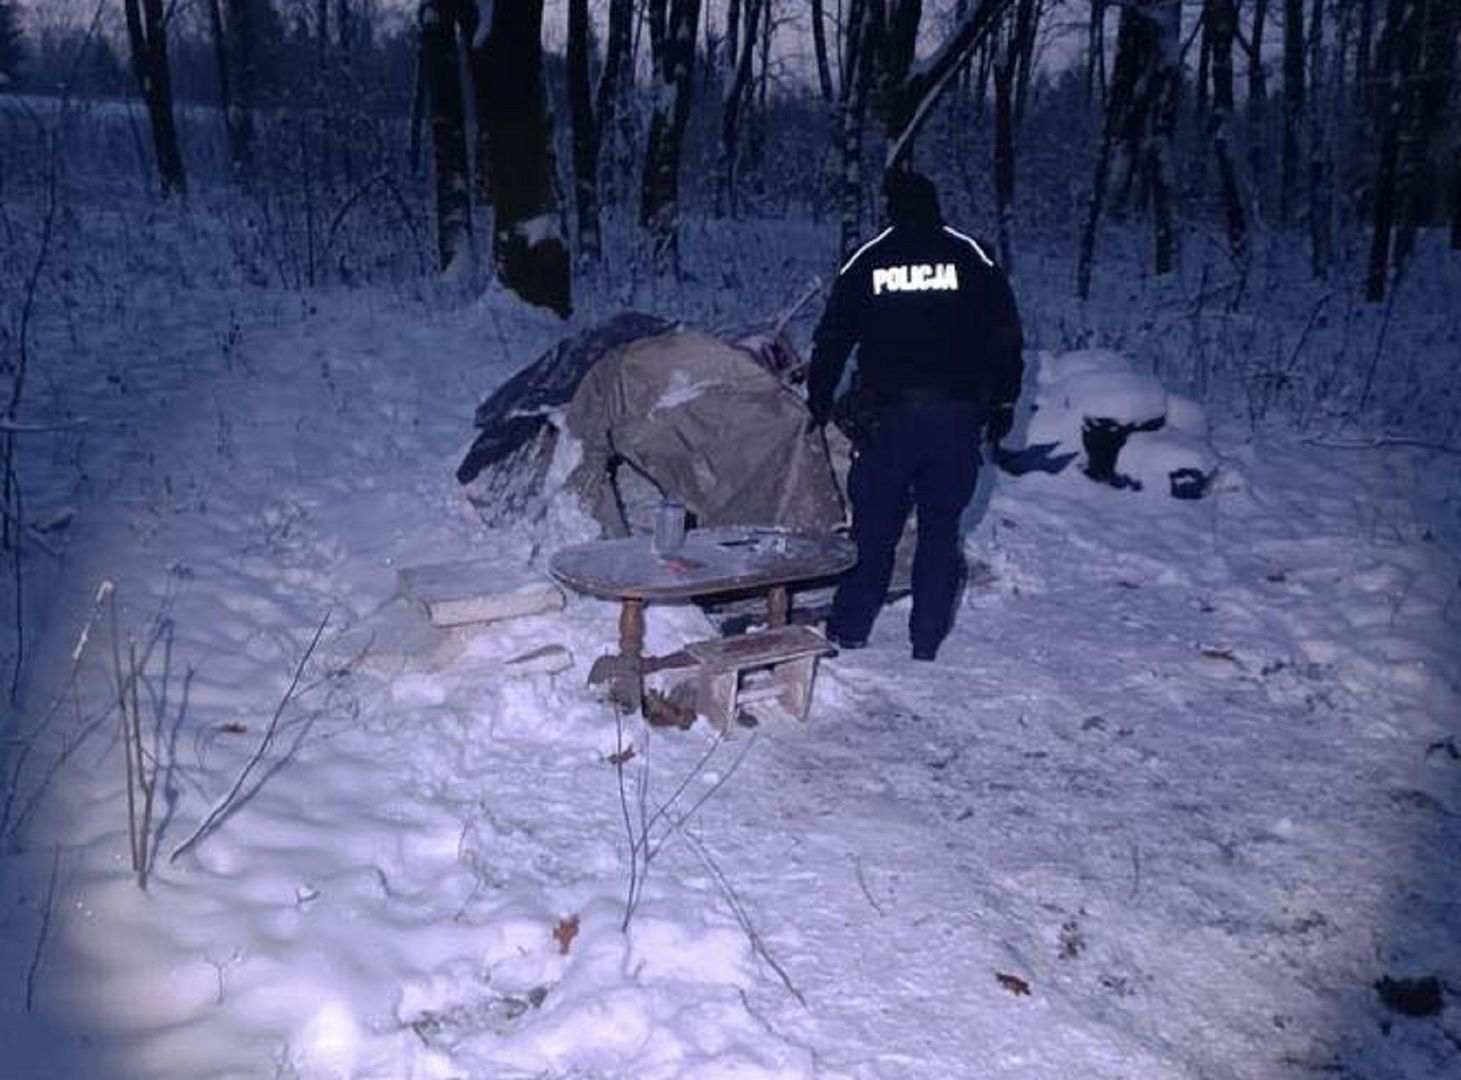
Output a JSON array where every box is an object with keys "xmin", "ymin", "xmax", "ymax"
[{"xmin": 806, "ymin": 170, "xmax": 1023, "ymax": 661}]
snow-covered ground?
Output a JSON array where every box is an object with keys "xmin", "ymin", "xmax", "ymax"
[{"xmin": 1, "ymin": 183, "xmax": 1459, "ymax": 1079}]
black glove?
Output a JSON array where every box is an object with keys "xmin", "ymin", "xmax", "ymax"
[{"xmin": 986, "ymin": 402, "xmax": 1015, "ymax": 444}]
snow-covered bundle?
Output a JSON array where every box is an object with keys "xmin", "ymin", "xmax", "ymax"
[{"xmin": 1020, "ymin": 349, "xmax": 1217, "ymax": 498}]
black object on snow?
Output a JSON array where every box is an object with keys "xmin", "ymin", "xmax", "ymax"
[
  {"xmin": 1373, "ymin": 975, "xmax": 1444, "ymax": 1018},
  {"xmin": 456, "ymin": 312, "xmax": 673, "ymax": 485},
  {"xmin": 994, "ymin": 441, "xmax": 1078, "ymax": 477},
  {"xmin": 1169, "ymin": 467, "xmax": 1209, "ymax": 500},
  {"xmin": 1081, "ymin": 415, "xmax": 1166, "ymax": 490}
]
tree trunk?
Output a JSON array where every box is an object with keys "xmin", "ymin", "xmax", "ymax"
[
  {"xmin": 1366, "ymin": 0, "xmax": 1418, "ymax": 300},
  {"xmin": 567, "ymin": 0, "xmax": 599, "ymax": 262},
  {"xmin": 317, "ymin": 0, "xmax": 328, "ymax": 63},
  {"xmin": 206, "ymin": 0, "xmax": 240, "ymax": 172},
  {"xmin": 1356, "ymin": 0, "xmax": 1375, "ymax": 104},
  {"xmin": 224, "ymin": 0, "xmax": 258, "ymax": 175},
  {"xmin": 718, "ymin": 0, "xmax": 764, "ymax": 216},
  {"xmin": 840, "ymin": 0, "xmax": 875, "ymax": 257},
  {"xmin": 419, "ymin": 0, "xmax": 470, "ymax": 271},
  {"xmin": 726, "ymin": 0, "xmax": 741, "ymax": 67},
  {"xmin": 481, "ymin": 0, "xmax": 571, "ymax": 314},
  {"xmin": 123, "ymin": 0, "xmax": 186, "ymax": 196},
  {"xmin": 568, "ymin": 0, "xmax": 632, "ymax": 264},
  {"xmin": 993, "ymin": 50, "xmax": 1015, "ymax": 268},
  {"xmin": 1013, "ymin": 0, "xmax": 1039, "ymax": 123},
  {"xmin": 1451, "ymin": 145, "xmax": 1461, "ymax": 250},
  {"xmin": 1280, "ymin": 0, "xmax": 1305, "ymax": 222},
  {"xmin": 812, "ymin": 0, "xmax": 836, "ymax": 101},
  {"xmin": 459, "ymin": 3, "xmax": 492, "ymax": 206},
  {"xmin": 1247, "ymin": 0, "xmax": 1270, "ymax": 205},
  {"xmin": 881, "ymin": 0, "xmax": 1016, "ymax": 170},
  {"xmin": 1145, "ymin": 0, "xmax": 1181, "ymax": 276},
  {"xmin": 1393, "ymin": 0, "xmax": 1456, "ymax": 270},
  {"xmin": 1078, "ymin": 2, "xmax": 1143, "ymax": 298},
  {"xmin": 1207, "ymin": 0, "xmax": 1247, "ymax": 260},
  {"xmin": 598, "ymin": 0, "xmax": 635, "ymax": 208},
  {"xmin": 1306, "ymin": 0, "xmax": 1332, "ymax": 276},
  {"xmin": 641, "ymin": 0, "xmax": 702, "ymax": 273},
  {"xmin": 1087, "ymin": 0, "xmax": 1107, "ymax": 108}
]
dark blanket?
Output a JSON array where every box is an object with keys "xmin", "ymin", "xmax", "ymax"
[{"xmin": 456, "ymin": 312, "xmax": 673, "ymax": 484}]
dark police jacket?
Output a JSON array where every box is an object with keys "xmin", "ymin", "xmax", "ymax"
[{"xmin": 807, "ymin": 223, "xmax": 1024, "ymax": 427}]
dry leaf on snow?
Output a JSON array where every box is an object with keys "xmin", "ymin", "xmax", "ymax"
[
  {"xmin": 995, "ymin": 971, "xmax": 1032, "ymax": 997},
  {"xmin": 553, "ymin": 914, "xmax": 581, "ymax": 954}
]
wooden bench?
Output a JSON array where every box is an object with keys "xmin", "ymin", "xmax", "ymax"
[{"xmin": 682, "ymin": 624, "xmax": 835, "ymax": 732}]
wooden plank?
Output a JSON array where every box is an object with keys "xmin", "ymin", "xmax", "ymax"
[
  {"xmin": 399, "ymin": 558, "xmax": 565, "ymax": 627},
  {"xmin": 684, "ymin": 624, "xmax": 832, "ymax": 672}
]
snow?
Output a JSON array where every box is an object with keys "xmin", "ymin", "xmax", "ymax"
[{"xmin": 1, "ymin": 188, "xmax": 1459, "ymax": 1080}]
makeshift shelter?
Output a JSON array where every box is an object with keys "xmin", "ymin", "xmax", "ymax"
[{"xmin": 456, "ymin": 314, "xmax": 846, "ymax": 537}]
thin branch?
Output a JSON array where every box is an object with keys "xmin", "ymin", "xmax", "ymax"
[
  {"xmin": 684, "ymin": 830, "xmax": 807, "ymax": 1007},
  {"xmin": 169, "ymin": 610, "xmax": 331, "ymax": 865},
  {"xmin": 24, "ymin": 846, "xmax": 62, "ymax": 1012}
]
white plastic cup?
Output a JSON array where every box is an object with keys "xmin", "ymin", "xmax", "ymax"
[{"xmin": 653, "ymin": 499, "xmax": 686, "ymax": 555}]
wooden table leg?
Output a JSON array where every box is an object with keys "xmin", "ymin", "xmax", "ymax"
[
  {"xmin": 766, "ymin": 585, "xmax": 789, "ymax": 627},
  {"xmin": 617, "ymin": 598, "xmax": 646, "ymax": 714}
]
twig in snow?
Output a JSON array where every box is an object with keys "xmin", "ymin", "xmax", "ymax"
[
  {"xmin": 1, "ymin": 584, "xmax": 178, "ymax": 848},
  {"xmin": 110, "ymin": 590, "xmax": 157, "ymax": 889},
  {"xmin": 0, "ymin": 580, "xmax": 111, "ymax": 838},
  {"xmin": 614, "ymin": 704, "xmax": 758, "ymax": 932},
  {"xmin": 24, "ymin": 846, "xmax": 62, "ymax": 1012},
  {"xmin": 1129, "ymin": 843, "xmax": 1142, "ymax": 900},
  {"xmin": 854, "ymin": 855, "xmax": 886, "ymax": 917},
  {"xmin": 169, "ymin": 610, "xmax": 331, "ymax": 865},
  {"xmin": 1356, "ymin": 283, "xmax": 1400, "ymax": 413},
  {"xmin": 683, "ymin": 831, "xmax": 807, "ymax": 1008}
]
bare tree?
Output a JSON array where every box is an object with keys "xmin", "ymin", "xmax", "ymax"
[
  {"xmin": 123, "ymin": 0, "xmax": 185, "ymax": 195},
  {"xmin": 1452, "ymin": 146, "xmax": 1461, "ymax": 249},
  {"xmin": 641, "ymin": 0, "xmax": 703, "ymax": 272},
  {"xmin": 1366, "ymin": 0, "xmax": 1415, "ymax": 300},
  {"xmin": 1087, "ymin": 0, "xmax": 1108, "ymax": 107},
  {"xmin": 480, "ymin": 0, "xmax": 571, "ymax": 315},
  {"xmin": 1392, "ymin": 0, "xmax": 1458, "ymax": 269},
  {"xmin": 877, "ymin": 0, "xmax": 1016, "ymax": 171},
  {"xmin": 1281, "ymin": 0, "xmax": 1306, "ymax": 221},
  {"xmin": 811, "ymin": 0, "xmax": 836, "ymax": 100},
  {"xmin": 567, "ymin": 0, "xmax": 633, "ymax": 263},
  {"xmin": 718, "ymin": 0, "xmax": 765, "ymax": 215},
  {"xmin": 1366, "ymin": 0, "xmax": 1455, "ymax": 299},
  {"xmin": 1077, "ymin": 0, "xmax": 1182, "ymax": 297},
  {"xmin": 205, "ymin": 0, "xmax": 262, "ymax": 176},
  {"xmin": 1206, "ymin": 0, "xmax": 1249, "ymax": 260},
  {"xmin": 1306, "ymin": 0, "xmax": 1333, "ymax": 276},
  {"xmin": 1247, "ymin": 0, "xmax": 1271, "ymax": 202},
  {"xmin": 838, "ymin": 0, "xmax": 876, "ymax": 256},
  {"xmin": 418, "ymin": 0, "xmax": 470, "ymax": 270}
]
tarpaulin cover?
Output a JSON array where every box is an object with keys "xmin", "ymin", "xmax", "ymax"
[{"xmin": 564, "ymin": 328, "xmax": 844, "ymax": 533}]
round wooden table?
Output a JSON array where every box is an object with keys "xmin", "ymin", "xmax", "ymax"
[{"xmin": 550, "ymin": 525, "xmax": 856, "ymax": 714}]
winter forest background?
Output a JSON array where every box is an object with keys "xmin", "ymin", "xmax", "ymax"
[
  {"xmin": 0, "ymin": 2, "xmax": 1459, "ymax": 1076},
  {"xmin": 7, "ymin": 0, "xmax": 1459, "ymax": 680}
]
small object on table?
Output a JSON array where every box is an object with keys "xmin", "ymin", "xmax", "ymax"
[{"xmin": 653, "ymin": 499, "xmax": 686, "ymax": 555}]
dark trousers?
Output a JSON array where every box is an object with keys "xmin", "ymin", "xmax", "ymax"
[{"xmin": 828, "ymin": 395, "xmax": 983, "ymax": 653}]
